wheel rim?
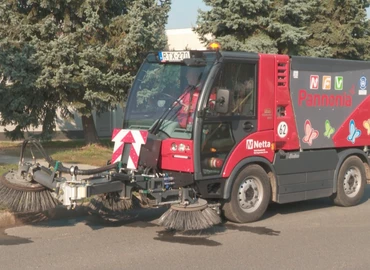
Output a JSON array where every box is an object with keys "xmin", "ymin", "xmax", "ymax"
[
  {"xmin": 343, "ymin": 166, "xmax": 362, "ymax": 198},
  {"xmin": 238, "ymin": 177, "xmax": 263, "ymax": 213}
]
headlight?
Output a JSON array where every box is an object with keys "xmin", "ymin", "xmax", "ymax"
[
  {"xmin": 171, "ymin": 143, "xmax": 177, "ymax": 151},
  {"xmin": 178, "ymin": 143, "xmax": 186, "ymax": 152}
]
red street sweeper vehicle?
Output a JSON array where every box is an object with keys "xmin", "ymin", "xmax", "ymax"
[{"xmin": 1, "ymin": 48, "xmax": 370, "ymax": 231}]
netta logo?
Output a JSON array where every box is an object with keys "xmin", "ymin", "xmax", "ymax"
[
  {"xmin": 246, "ymin": 139, "xmax": 271, "ymax": 150},
  {"xmin": 298, "ymin": 89, "xmax": 352, "ymax": 107}
]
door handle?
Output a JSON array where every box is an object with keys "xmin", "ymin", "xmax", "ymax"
[{"xmin": 243, "ymin": 122, "xmax": 254, "ymax": 131}]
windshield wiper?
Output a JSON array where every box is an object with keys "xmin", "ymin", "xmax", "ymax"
[{"xmin": 149, "ymin": 85, "xmax": 196, "ymax": 135}]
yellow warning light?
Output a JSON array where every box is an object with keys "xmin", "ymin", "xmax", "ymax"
[
  {"xmin": 208, "ymin": 42, "xmax": 221, "ymax": 50},
  {"xmin": 210, "ymin": 148, "xmax": 217, "ymax": 152},
  {"xmin": 271, "ymin": 143, "xmax": 275, "ymax": 151}
]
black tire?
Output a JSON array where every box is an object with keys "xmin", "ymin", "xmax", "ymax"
[
  {"xmin": 223, "ymin": 164, "xmax": 271, "ymax": 223},
  {"xmin": 332, "ymin": 156, "xmax": 366, "ymax": 207}
]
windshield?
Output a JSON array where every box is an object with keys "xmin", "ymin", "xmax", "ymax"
[{"xmin": 124, "ymin": 52, "xmax": 216, "ymax": 139}]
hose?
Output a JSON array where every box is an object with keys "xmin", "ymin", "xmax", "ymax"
[
  {"xmin": 56, "ymin": 162, "xmax": 119, "ymax": 176},
  {"xmin": 19, "ymin": 138, "xmax": 119, "ymax": 176}
]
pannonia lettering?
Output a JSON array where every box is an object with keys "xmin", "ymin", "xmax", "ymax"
[{"xmin": 298, "ymin": 89, "xmax": 352, "ymax": 107}]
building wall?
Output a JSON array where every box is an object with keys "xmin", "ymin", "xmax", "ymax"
[
  {"xmin": 166, "ymin": 28, "xmax": 209, "ymax": 50},
  {"xmin": 0, "ymin": 106, "xmax": 125, "ymax": 140}
]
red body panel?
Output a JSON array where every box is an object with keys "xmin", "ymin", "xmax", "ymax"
[
  {"xmin": 160, "ymin": 138, "xmax": 194, "ymax": 173},
  {"xmin": 332, "ymin": 95, "xmax": 370, "ymax": 147},
  {"xmin": 257, "ymin": 54, "xmax": 275, "ymax": 131},
  {"xmin": 222, "ymin": 130, "xmax": 275, "ymax": 178},
  {"xmin": 257, "ymin": 54, "xmax": 300, "ymax": 150},
  {"xmin": 273, "ymin": 55, "xmax": 300, "ymax": 150},
  {"xmin": 222, "ymin": 54, "xmax": 300, "ymax": 178}
]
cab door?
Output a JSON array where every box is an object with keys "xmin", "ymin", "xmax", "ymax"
[{"xmin": 194, "ymin": 56, "xmax": 259, "ymax": 180}]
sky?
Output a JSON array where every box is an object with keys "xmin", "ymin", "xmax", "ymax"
[
  {"xmin": 166, "ymin": 0, "xmax": 209, "ymax": 29},
  {"xmin": 166, "ymin": 0, "xmax": 370, "ymax": 30}
]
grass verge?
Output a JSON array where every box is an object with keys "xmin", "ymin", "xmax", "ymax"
[
  {"xmin": 0, "ymin": 163, "xmax": 17, "ymax": 177},
  {"xmin": 0, "ymin": 139, "xmax": 113, "ymax": 167}
]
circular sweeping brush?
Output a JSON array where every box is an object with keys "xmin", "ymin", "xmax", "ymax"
[
  {"xmin": 88, "ymin": 192, "xmax": 152, "ymax": 218},
  {"xmin": 157, "ymin": 198, "xmax": 221, "ymax": 231},
  {"xmin": 89, "ymin": 193, "xmax": 133, "ymax": 216},
  {"xmin": 0, "ymin": 171, "xmax": 60, "ymax": 213},
  {"xmin": 0, "ymin": 138, "xmax": 61, "ymax": 213}
]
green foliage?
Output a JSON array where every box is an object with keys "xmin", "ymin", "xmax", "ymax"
[
  {"xmin": 196, "ymin": 0, "xmax": 320, "ymax": 54},
  {"xmin": 195, "ymin": 0, "xmax": 370, "ymax": 59},
  {"xmin": 196, "ymin": 0, "xmax": 277, "ymax": 53},
  {"xmin": 304, "ymin": 0, "xmax": 370, "ymax": 59},
  {"xmin": 0, "ymin": 0, "xmax": 170, "ymax": 141},
  {"xmin": 269, "ymin": 0, "xmax": 320, "ymax": 55}
]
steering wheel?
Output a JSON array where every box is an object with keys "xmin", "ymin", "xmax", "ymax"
[{"xmin": 157, "ymin": 92, "xmax": 178, "ymax": 104}]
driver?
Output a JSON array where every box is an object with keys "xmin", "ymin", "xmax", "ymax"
[
  {"xmin": 234, "ymin": 77, "xmax": 254, "ymax": 115},
  {"xmin": 176, "ymin": 67, "xmax": 204, "ymax": 129}
]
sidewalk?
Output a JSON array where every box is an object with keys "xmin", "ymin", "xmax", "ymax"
[{"xmin": 0, "ymin": 155, "xmax": 20, "ymax": 165}]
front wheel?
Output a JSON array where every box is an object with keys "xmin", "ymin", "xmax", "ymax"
[
  {"xmin": 331, "ymin": 156, "xmax": 366, "ymax": 207},
  {"xmin": 223, "ymin": 165, "xmax": 271, "ymax": 223}
]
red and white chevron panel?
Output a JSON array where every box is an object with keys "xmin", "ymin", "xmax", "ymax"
[{"xmin": 111, "ymin": 129, "xmax": 148, "ymax": 169}]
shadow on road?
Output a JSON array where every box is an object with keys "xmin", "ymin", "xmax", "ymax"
[
  {"xmin": 0, "ymin": 229, "xmax": 32, "ymax": 246},
  {"xmin": 260, "ymin": 185, "xmax": 370, "ymax": 221},
  {"xmin": 152, "ymin": 223, "xmax": 280, "ymax": 246},
  {"xmin": 3, "ymin": 186, "xmax": 370, "ymax": 247}
]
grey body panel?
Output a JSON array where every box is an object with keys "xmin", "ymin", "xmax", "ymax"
[
  {"xmin": 290, "ymin": 56, "xmax": 370, "ymax": 150},
  {"xmin": 273, "ymin": 149, "xmax": 338, "ymax": 203}
]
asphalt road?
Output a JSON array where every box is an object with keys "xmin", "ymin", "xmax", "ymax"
[{"xmin": 2, "ymin": 186, "xmax": 370, "ymax": 270}]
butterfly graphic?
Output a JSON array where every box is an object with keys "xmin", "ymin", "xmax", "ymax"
[
  {"xmin": 323, "ymin": 120, "xmax": 335, "ymax": 139},
  {"xmin": 302, "ymin": 119, "xmax": 319, "ymax": 146},
  {"xmin": 347, "ymin": 119, "xmax": 361, "ymax": 144},
  {"xmin": 363, "ymin": 119, "xmax": 370, "ymax": 135}
]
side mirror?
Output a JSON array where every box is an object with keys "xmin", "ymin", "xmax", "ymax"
[{"xmin": 215, "ymin": 88, "xmax": 230, "ymax": 114}]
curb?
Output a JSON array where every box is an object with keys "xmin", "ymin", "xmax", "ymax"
[{"xmin": 0, "ymin": 205, "xmax": 91, "ymax": 229}]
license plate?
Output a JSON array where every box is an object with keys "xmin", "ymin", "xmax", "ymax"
[{"xmin": 159, "ymin": 51, "xmax": 190, "ymax": 62}]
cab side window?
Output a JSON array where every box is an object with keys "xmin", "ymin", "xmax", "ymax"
[{"xmin": 207, "ymin": 62, "xmax": 257, "ymax": 117}]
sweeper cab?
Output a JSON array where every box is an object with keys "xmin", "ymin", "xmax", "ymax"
[
  {"xmin": 116, "ymin": 49, "xmax": 370, "ymax": 226},
  {"xmin": 2, "ymin": 48, "xmax": 370, "ymax": 231}
]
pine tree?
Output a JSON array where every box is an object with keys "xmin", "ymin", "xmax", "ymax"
[
  {"xmin": 0, "ymin": 0, "xmax": 170, "ymax": 143},
  {"xmin": 0, "ymin": 1, "xmax": 58, "ymax": 140},
  {"xmin": 196, "ymin": 0, "xmax": 277, "ymax": 53},
  {"xmin": 195, "ymin": 0, "xmax": 319, "ymax": 54},
  {"xmin": 269, "ymin": 0, "xmax": 320, "ymax": 55},
  {"xmin": 304, "ymin": 0, "xmax": 370, "ymax": 59}
]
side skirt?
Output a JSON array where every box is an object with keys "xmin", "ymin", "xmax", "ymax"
[{"xmin": 274, "ymin": 149, "xmax": 338, "ymax": 204}]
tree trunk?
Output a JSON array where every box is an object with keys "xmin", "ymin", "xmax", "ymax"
[
  {"xmin": 41, "ymin": 108, "xmax": 56, "ymax": 140},
  {"xmin": 81, "ymin": 114, "xmax": 100, "ymax": 145}
]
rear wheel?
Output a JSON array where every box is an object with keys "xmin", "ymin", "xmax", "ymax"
[
  {"xmin": 332, "ymin": 156, "xmax": 366, "ymax": 207},
  {"xmin": 223, "ymin": 165, "xmax": 271, "ymax": 223}
]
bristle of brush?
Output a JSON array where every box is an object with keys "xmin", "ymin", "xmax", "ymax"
[
  {"xmin": 158, "ymin": 207, "xmax": 221, "ymax": 231},
  {"xmin": 0, "ymin": 182, "xmax": 60, "ymax": 212},
  {"xmin": 89, "ymin": 195, "xmax": 133, "ymax": 215}
]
